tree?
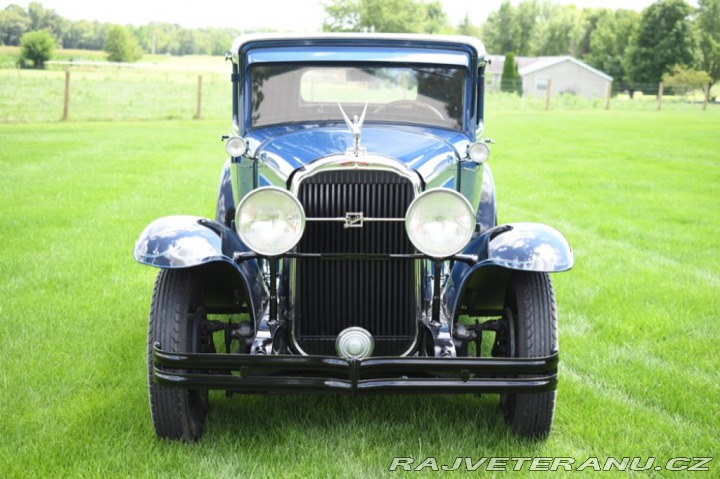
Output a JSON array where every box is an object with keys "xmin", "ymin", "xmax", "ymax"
[
  {"xmin": 500, "ymin": 52, "xmax": 522, "ymax": 95},
  {"xmin": 19, "ymin": 30, "xmax": 55, "ymax": 68},
  {"xmin": 457, "ymin": 14, "xmax": 481, "ymax": 39},
  {"xmin": 624, "ymin": 0, "xmax": 698, "ymax": 86},
  {"xmin": 577, "ymin": 8, "xmax": 610, "ymax": 58},
  {"xmin": 423, "ymin": 0, "xmax": 449, "ymax": 34},
  {"xmin": 531, "ymin": 3, "xmax": 586, "ymax": 56},
  {"xmin": 176, "ymin": 28, "xmax": 198, "ymax": 55},
  {"xmin": 0, "ymin": 5, "xmax": 31, "ymax": 46},
  {"xmin": 63, "ymin": 19, "xmax": 93, "ymax": 49},
  {"xmin": 585, "ymin": 9, "xmax": 640, "ymax": 86},
  {"xmin": 481, "ymin": 1, "xmax": 594, "ymax": 57},
  {"xmin": 27, "ymin": 2, "xmax": 67, "ymax": 46},
  {"xmin": 322, "ymin": 0, "xmax": 449, "ymax": 34},
  {"xmin": 323, "ymin": 0, "xmax": 361, "ymax": 32},
  {"xmin": 661, "ymin": 64, "xmax": 712, "ymax": 96},
  {"xmin": 481, "ymin": 1, "xmax": 518, "ymax": 55},
  {"xmin": 104, "ymin": 25, "xmax": 142, "ymax": 62},
  {"xmin": 696, "ymin": 0, "xmax": 720, "ymax": 97},
  {"xmin": 514, "ymin": 0, "xmax": 540, "ymax": 56}
]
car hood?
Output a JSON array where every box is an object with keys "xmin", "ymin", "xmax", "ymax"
[{"xmin": 245, "ymin": 125, "xmax": 471, "ymax": 183}]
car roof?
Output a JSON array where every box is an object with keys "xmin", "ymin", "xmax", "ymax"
[{"xmin": 230, "ymin": 33, "xmax": 486, "ymax": 60}]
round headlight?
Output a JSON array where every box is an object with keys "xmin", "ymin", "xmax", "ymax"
[
  {"xmin": 405, "ymin": 189, "xmax": 476, "ymax": 258},
  {"xmin": 468, "ymin": 141, "xmax": 490, "ymax": 163},
  {"xmin": 225, "ymin": 136, "xmax": 247, "ymax": 157},
  {"xmin": 236, "ymin": 187, "xmax": 305, "ymax": 256}
]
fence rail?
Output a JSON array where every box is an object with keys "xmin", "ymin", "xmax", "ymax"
[{"xmin": 0, "ymin": 65, "xmax": 717, "ymax": 124}]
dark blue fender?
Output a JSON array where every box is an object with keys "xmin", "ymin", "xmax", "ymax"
[
  {"xmin": 134, "ymin": 215, "xmax": 264, "ymax": 319},
  {"xmin": 443, "ymin": 222, "xmax": 573, "ymax": 318}
]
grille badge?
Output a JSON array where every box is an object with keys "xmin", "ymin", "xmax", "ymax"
[{"xmin": 344, "ymin": 212, "xmax": 364, "ymax": 228}]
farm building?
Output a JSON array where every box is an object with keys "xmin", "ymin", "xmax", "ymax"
[{"xmin": 486, "ymin": 55, "xmax": 613, "ymax": 99}]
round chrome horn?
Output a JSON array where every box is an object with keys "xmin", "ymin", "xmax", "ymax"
[{"xmin": 336, "ymin": 327, "xmax": 374, "ymax": 359}]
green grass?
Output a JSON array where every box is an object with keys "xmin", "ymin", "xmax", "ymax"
[
  {"xmin": 1, "ymin": 109, "xmax": 719, "ymax": 477},
  {"xmin": 0, "ymin": 64, "xmax": 229, "ymax": 122}
]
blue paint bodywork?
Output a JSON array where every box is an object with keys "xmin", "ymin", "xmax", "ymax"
[
  {"xmin": 135, "ymin": 33, "xmax": 572, "ymax": 351},
  {"xmin": 134, "ymin": 216, "xmax": 265, "ymax": 319},
  {"xmin": 246, "ymin": 125, "xmax": 469, "ymax": 188},
  {"xmin": 132, "ymin": 35, "xmax": 580, "ymax": 434},
  {"xmin": 443, "ymin": 223, "xmax": 574, "ymax": 319}
]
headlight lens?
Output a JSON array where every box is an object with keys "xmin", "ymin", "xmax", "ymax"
[
  {"xmin": 468, "ymin": 141, "xmax": 490, "ymax": 163},
  {"xmin": 225, "ymin": 136, "xmax": 247, "ymax": 157},
  {"xmin": 236, "ymin": 187, "xmax": 305, "ymax": 256},
  {"xmin": 405, "ymin": 189, "xmax": 475, "ymax": 258}
]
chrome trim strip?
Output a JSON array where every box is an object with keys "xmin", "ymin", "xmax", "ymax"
[
  {"xmin": 289, "ymin": 153, "xmax": 423, "ymax": 196},
  {"xmin": 306, "ymin": 216, "xmax": 405, "ymax": 229}
]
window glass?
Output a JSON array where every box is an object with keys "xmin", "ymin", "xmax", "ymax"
[{"xmin": 250, "ymin": 65, "xmax": 465, "ymax": 130}]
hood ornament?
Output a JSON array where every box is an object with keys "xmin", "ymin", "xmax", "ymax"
[{"xmin": 338, "ymin": 102, "xmax": 368, "ymax": 157}]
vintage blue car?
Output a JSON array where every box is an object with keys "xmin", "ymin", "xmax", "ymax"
[{"xmin": 134, "ymin": 33, "xmax": 573, "ymax": 441}]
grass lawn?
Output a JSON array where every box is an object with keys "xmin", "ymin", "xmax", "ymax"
[
  {"xmin": 0, "ymin": 109, "xmax": 718, "ymax": 477},
  {"xmin": 0, "ymin": 66, "xmax": 229, "ymax": 123}
]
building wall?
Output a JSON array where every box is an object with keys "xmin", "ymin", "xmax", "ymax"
[{"xmin": 522, "ymin": 60, "xmax": 611, "ymax": 99}]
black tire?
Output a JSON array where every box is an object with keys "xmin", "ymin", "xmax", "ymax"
[
  {"xmin": 500, "ymin": 272, "xmax": 558, "ymax": 438},
  {"xmin": 147, "ymin": 269, "xmax": 209, "ymax": 441}
]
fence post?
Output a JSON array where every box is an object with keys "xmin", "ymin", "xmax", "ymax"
[
  {"xmin": 657, "ymin": 82, "xmax": 663, "ymax": 111},
  {"xmin": 62, "ymin": 70, "xmax": 71, "ymax": 121},
  {"xmin": 703, "ymin": 84, "xmax": 710, "ymax": 111},
  {"xmin": 605, "ymin": 80, "xmax": 612, "ymax": 110},
  {"xmin": 194, "ymin": 75, "xmax": 203, "ymax": 120},
  {"xmin": 545, "ymin": 78, "xmax": 552, "ymax": 111}
]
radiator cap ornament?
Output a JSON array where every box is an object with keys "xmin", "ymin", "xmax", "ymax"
[
  {"xmin": 336, "ymin": 327, "xmax": 374, "ymax": 359},
  {"xmin": 338, "ymin": 102, "xmax": 368, "ymax": 157}
]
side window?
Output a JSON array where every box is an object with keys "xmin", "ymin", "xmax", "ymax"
[{"xmin": 536, "ymin": 76, "xmax": 550, "ymax": 91}]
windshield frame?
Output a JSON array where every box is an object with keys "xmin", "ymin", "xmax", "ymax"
[{"xmin": 246, "ymin": 61, "xmax": 469, "ymax": 132}]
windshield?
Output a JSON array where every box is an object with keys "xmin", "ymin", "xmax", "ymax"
[{"xmin": 250, "ymin": 65, "xmax": 466, "ymax": 130}]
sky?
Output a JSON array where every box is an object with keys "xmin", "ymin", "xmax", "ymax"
[{"xmin": 4, "ymin": 0, "xmax": 662, "ymax": 32}]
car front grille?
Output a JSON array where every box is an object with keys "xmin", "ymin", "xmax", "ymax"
[{"xmin": 293, "ymin": 169, "xmax": 418, "ymax": 356}]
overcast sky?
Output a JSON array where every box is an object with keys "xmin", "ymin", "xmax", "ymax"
[{"xmin": 3, "ymin": 0, "xmax": 662, "ymax": 31}]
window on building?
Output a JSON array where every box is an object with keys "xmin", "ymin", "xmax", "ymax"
[{"xmin": 536, "ymin": 76, "xmax": 549, "ymax": 91}]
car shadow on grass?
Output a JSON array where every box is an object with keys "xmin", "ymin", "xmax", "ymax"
[{"xmin": 201, "ymin": 392, "xmax": 532, "ymax": 449}]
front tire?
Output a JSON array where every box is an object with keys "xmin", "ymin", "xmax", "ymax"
[
  {"xmin": 500, "ymin": 272, "xmax": 558, "ymax": 438},
  {"xmin": 147, "ymin": 269, "xmax": 209, "ymax": 441}
]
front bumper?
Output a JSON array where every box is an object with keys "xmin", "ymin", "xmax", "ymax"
[{"xmin": 152, "ymin": 344, "xmax": 558, "ymax": 394}]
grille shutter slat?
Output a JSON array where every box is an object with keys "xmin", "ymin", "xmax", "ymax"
[{"xmin": 294, "ymin": 170, "xmax": 417, "ymax": 356}]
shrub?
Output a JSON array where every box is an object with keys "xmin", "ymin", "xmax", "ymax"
[
  {"xmin": 500, "ymin": 52, "xmax": 522, "ymax": 95},
  {"xmin": 104, "ymin": 25, "xmax": 143, "ymax": 63},
  {"xmin": 19, "ymin": 30, "xmax": 55, "ymax": 69}
]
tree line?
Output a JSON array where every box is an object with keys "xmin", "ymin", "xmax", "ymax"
[
  {"xmin": 0, "ymin": 2, "xmax": 247, "ymax": 57},
  {"xmin": 323, "ymin": 0, "xmax": 720, "ymax": 96},
  {"xmin": 3, "ymin": 0, "xmax": 719, "ymax": 95}
]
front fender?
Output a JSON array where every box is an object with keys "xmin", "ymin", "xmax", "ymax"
[
  {"xmin": 487, "ymin": 222, "xmax": 573, "ymax": 272},
  {"xmin": 134, "ymin": 215, "xmax": 264, "ymax": 318},
  {"xmin": 443, "ymin": 223, "xmax": 573, "ymax": 317},
  {"xmin": 135, "ymin": 215, "xmax": 238, "ymax": 268}
]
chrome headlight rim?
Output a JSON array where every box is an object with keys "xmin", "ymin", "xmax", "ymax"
[
  {"xmin": 405, "ymin": 188, "xmax": 476, "ymax": 259},
  {"xmin": 235, "ymin": 186, "xmax": 306, "ymax": 257}
]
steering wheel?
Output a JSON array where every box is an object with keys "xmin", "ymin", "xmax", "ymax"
[{"xmin": 374, "ymin": 100, "xmax": 444, "ymax": 120}]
